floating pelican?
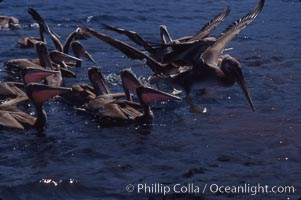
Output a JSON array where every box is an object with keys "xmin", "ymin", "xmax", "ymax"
[
  {"xmin": 83, "ymin": 68, "xmax": 180, "ymax": 124},
  {"xmin": 0, "ymin": 67, "xmax": 61, "ymax": 101},
  {"xmin": 0, "ymin": 15, "xmax": 20, "ymax": 30},
  {"xmin": 6, "ymin": 42, "xmax": 80, "ymax": 79},
  {"xmin": 25, "ymin": 83, "xmax": 71, "ymax": 132},
  {"xmin": 62, "ymin": 66, "xmax": 119, "ymax": 106},
  {"xmin": 0, "ymin": 71, "xmax": 67, "ymax": 131}
]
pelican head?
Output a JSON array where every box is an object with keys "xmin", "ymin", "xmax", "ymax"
[
  {"xmin": 71, "ymin": 41, "xmax": 96, "ymax": 66},
  {"xmin": 34, "ymin": 42, "xmax": 53, "ymax": 68},
  {"xmin": 221, "ymin": 55, "xmax": 255, "ymax": 111},
  {"xmin": 21, "ymin": 67, "xmax": 59, "ymax": 85},
  {"xmin": 49, "ymin": 50, "xmax": 82, "ymax": 65},
  {"xmin": 120, "ymin": 69, "xmax": 142, "ymax": 101},
  {"xmin": 8, "ymin": 17, "xmax": 20, "ymax": 30},
  {"xmin": 88, "ymin": 66, "xmax": 110, "ymax": 95},
  {"xmin": 135, "ymin": 86, "xmax": 181, "ymax": 122}
]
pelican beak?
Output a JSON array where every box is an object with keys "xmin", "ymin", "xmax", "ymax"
[
  {"xmin": 27, "ymin": 8, "xmax": 48, "ymax": 33},
  {"xmin": 74, "ymin": 28, "xmax": 91, "ymax": 40},
  {"xmin": 60, "ymin": 67, "xmax": 76, "ymax": 78},
  {"xmin": 120, "ymin": 69, "xmax": 142, "ymax": 92},
  {"xmin": 71, "ymin": 41, "xmax": 96, "ymax": 64},
  {"xmin": 136, "ymin": 86, "xmax": 181, "ymax": 106},
  {"xmin": 160, "ymin": 25, "xmax": 172, "ymax": 44},
  {"xmin": 234, "ymin": 69, "xmax": 256, "ymax": 112},
  {"xmin": 120, "ymin": 69, "xmax": 142, "ymax": 101},
  {"xmin": 35, "ymin": 42, "xmax": 52, "ymax": 68},
  {"xmin": 88, "ymin": 66, "xmax": 110, "ymax": 95},
  {"xmin": 49, "ymin": 50, "xmax": 82, "ymax": 63},
  {"xmin": 22, "ymin": 67, "xmax": 59, "ymax": 85},
  {"xmin": 83, "ymin": 51, "xmax": 96, "ymax": 64},
  {"xmin": 26, "ymin": 83, "xmax": 72, "ymax": 105}
]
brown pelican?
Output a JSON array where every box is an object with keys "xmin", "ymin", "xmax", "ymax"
[
  {"xmin": 48, "ymin": 49, "xmax": 83, "ymax": 69},
  {"xmin": 1, "ymin": 77, "xmax": 69, "ymax": 131},
  {"xmin": 87, "ymin": 67, "xmax": 111, "ymax": 95},
  {"xmin": 0, "ymin": 15, "xmax": 20, "ymax": 30},
  {"xmin": 18, "ymin": 36, "xmax": 44, "ymax": 49},
  {"xmin": 5, "ymin": 58, "xmax": 42, "ymax": 71},
  {"xmin": 27, "ymin": 8, "xmax": 63, "ymax": 51},
  {"xmin": 102, "ymin": 23, "xmax": 169, "ymax": 61},
  {"xmin": 34, "ymin": 42, "xmax": 63, "ymax": 86},
  {"xmin": 0, "ymin": 67, "xmax": 61, "ymax": 101},
  {"xmin": 101, "ymin": 6, "xmax": 230, "ymax": 61},
  {"xmin": 153, "ymin": 0, "xmax": 264, "ymax": 112},
  {"xmin": 21, "ymin": 67, "xmax": 61, "ymax": 85},
  {"xmin": 159, "ymin": 25, "xmax": 173, "ymax": 45},
  {"xmin": 25, "ymin": 83, "xmax": 71, "ymax": 133},
  {"xmin": 83, "ymin": 68, "xmax": 180, "ymax": 124},
  {"xmin": 6, "ymin": 42, "xmax": 79, "ymax": 79},
  {"xmin": 70, "ymin": 41, "xmax": 96, "ymax": 67},
  {"xmin": 120, "ymin": 69, "xmax": 142, "ymax": 101},
  {"xmin": 87, "ymin": 15, "xmax": 229, "ymax": 76},
  {"xmin": 0, "ymin": 82, "xmax": 25, "ymax": 100},
  {"xmin": 20, "ymin": 9, "xmax": 91, "ymax": 52},
  {"xmin": 0, "ymin": 96, "xmax": 34, "ymax": 130},
  {"xmin": 62, "ymin": 67, "xmax": 122, "ymax": 106},
  {"xmin": 17, "ymin": 8, "xmax": 48, "ymax": 48},
  {"xmin": 102, "ymin": 23, "xmax": 159, "ymax": 50},
  {"xmin": 160, "ymin": 7, "xmax": 232, "ymax": 64},
  {"xmin": 162, "ymin": 7, "xmax": 231, "ymax": 44},
  {"xmin": 85, "ymin": 27, "xmax": 184, "ymax": 76},
  {"xmin": 63, "ymin": 28, "xmax": 91, "ymax": 54}
]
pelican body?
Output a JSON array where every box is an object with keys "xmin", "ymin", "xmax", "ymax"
[
  {"xmin": 82, "ymin": 67, "xmax": 180, "ymax": 125},
  {"xmin": 0, "ymin": 16, "xmax": 20, "ymax": 30},
  {"xmin": 0, "ymin": 69, "xmax": 67, "ymax": 131},
  {"xmin": 151, "ymin": 0, "xmax": 265, "ymax": 112}
]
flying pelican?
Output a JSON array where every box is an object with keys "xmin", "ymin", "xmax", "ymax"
[{"xmin": 153, "ymin": 0, "xmax": 265, "ymax": 112}]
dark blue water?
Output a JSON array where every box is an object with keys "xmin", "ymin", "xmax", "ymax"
[{"xmin": 1, "ymin": 0, "xmax": 301, "ymax": 199}]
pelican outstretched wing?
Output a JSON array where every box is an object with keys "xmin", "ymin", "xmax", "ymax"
[{"xmin": 202, "ymin": 0, "xmax": 265, "ymax": 68}]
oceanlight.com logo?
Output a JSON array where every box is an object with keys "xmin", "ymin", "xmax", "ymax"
[{"xmin": 125, "ymin": 183, "xmax": 296, "ymax": 196}]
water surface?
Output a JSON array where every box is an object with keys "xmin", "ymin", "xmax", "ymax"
[{"xmin": 0, "ymin": 0, "xmax": 301, "ymax": 199}]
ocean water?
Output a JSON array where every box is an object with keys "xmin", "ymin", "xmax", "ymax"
[{"xmin": 0, "ymin": 0, "xmax": 301, "ymax": 199}]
